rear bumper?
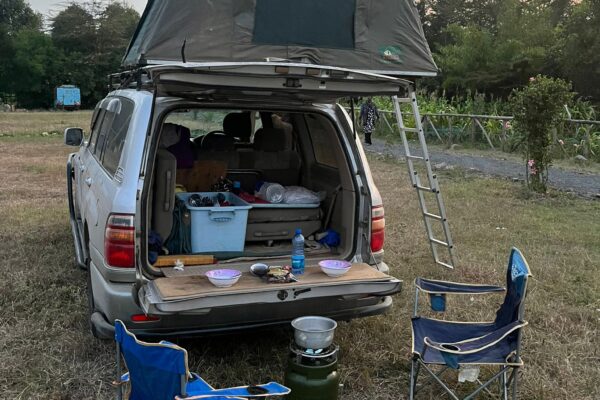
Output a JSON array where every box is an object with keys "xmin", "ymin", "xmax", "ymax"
[{"xmin": 92, "ymin": 295, "xmax": 395, "ymax": 339}]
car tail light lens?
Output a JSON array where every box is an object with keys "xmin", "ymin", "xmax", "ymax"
[
  {"xmin": 105, "ymin": 214, "xmax": 135, "ymax": 268},
  {"xmin": 371, "ymin": 205, "xmax": 385, "ymax": 252},
  {"xmin": 131, "ymin": 314, "xmax": 160, "ymax": 323}
]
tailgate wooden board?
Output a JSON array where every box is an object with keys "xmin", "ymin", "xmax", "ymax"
[{"xmin": 153, "ymin": 263, "xmax": 391, "ymax": 301}]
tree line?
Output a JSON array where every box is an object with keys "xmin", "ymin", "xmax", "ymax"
[
  {"xmin": 0, "ymin": 0, "xmax": 599, "ymax": 108},
  {"xmin": 0, "ymin": 0, "xmax": 138, "ymax": 108},
  {"xmin": 419, "ymin": 0, "xmax": 600, "ymax": 101}
]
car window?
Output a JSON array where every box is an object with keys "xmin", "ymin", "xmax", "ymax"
[
  {"xmin": 88, "ymin": 108, "xmax": 106, "ymax": 152},
  {"xmin": 305, "ymin": 114, "xmax": 338, "ymax": 168},
  {"xmin": 93, "ymin": 98, "xmax": 121, "ymax": 159},
  {"xmin": 102, "ymin": 98, "xmax": 135, "ymax": 175},
  {"xmin": 164, "ymin": 109, "xmax": 240, "ymax": 139}
]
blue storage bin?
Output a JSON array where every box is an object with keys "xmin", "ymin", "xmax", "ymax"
[{"xmin": 177, "ymin": 192, "xmax": 251, "ymax": 253}]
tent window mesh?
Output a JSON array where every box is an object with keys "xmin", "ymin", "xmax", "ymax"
[{"xmin": 253, "ymin": 0, "xmax": 355, "ymax": 49}]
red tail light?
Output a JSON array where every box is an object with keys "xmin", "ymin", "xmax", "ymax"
[
  {"xmin": 371, "ymin": 205, "xmax": 385, "ymax": 252},
  {"xmin": 131, "ymin": 314, "xmax": 160, "ymax": 323},
  {"xmin": 105, "ymin": 214, "xmax": 135, "ymax": 268}
]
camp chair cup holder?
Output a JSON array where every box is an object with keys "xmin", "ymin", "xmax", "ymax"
[{"xmin": 429, "ymin": 293, "xmax": 446, "ymax": 312}]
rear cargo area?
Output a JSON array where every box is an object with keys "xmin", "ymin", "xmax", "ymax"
[{"xmin": 147, "ymin": 107, "xmax": 357, "ymax": 269}]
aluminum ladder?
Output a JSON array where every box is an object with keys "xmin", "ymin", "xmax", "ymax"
[{"xmin": 392, "ymin": 88, "xmax": 456, "ymax": 269}]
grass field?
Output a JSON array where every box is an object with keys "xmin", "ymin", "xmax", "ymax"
[{"xmin": 0, "ymin": 112, "xmax": 598, "ymax": 399}]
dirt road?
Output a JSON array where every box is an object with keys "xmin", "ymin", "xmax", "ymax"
[{"xmin": 367, "ymin": 138, "xmax": 600, "ymax": 197}]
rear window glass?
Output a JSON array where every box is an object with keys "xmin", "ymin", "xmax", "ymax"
[
  {"xmin": 253, "ymin": 0, "xmax": 356, "ymax": 49},
  {"xmin": 102, "ymin": 98, "xmax": 135, "ymax": 175}
]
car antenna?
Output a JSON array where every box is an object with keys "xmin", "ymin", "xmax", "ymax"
[{"xmin": 181, "ymin": 38, "xmax": 187, "ymax": 63}]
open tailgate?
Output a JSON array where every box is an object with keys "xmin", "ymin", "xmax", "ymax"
[
  {"xmin": 139, "ymin": 263, "xmax": 401, "ymax": 314},
  {"xmin": 147, "ymin": 62, "xmax": 409, "ymax": 103}
]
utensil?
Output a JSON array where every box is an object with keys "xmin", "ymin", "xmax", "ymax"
[
  {"xmin": 291, "ymin": 316, "xmax": 337, "ymax": 350},
  {"xmin": 205, "ymin": 269, "xmax": 242, "ymax": 288},
  {"xmin": 250, "ymin": 263, "xmax": 270, "ymax": 277},
  {"xmin": 319, "ymin": 260, "xmax": 352, "ymax": 278}
]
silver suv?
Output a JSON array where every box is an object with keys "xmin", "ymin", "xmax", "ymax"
[{"xmin": 65, "ymin": 63, "xmax": 403, "ymax": 339}]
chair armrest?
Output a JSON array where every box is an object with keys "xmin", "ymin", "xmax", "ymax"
[
  {"xmin": 415, "ymin": 277, "xmax": 505, "ymax": 295},
  {"xmin": 424, "ymin": 320, "xmax": 527, "ymax": 355}
]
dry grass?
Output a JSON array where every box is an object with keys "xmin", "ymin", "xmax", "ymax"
[
  {"xmin": 0, "ymin": 111, "xmax": 91, "ymax": 136},
  {"xmin": 0, "ymin": 112, "xmax": 598, "ymax": 399}
]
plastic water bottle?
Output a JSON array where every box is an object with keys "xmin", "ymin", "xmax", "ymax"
[{"xmin": 291, "ymin": 228, "xmax": 305, "ymax": 275}]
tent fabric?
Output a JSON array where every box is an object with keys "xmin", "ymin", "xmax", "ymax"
[{"xmin": 122, "ymin": 0, "xmax": 437, "ymax": 77}]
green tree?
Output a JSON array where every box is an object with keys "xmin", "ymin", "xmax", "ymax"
[
  {"xmin": 10, "ymin": 28, "xmax": 64, "ymax": 108},
  {"xmin": 48, "ymin": 1, "xmax": 139, "ymax": 107},
  {"xmin": 559, "ymin": 0, "xmax": 600, "ymax": 100},
  {"xmin": 0, "ymin": 0, "xmax": 42, "ymax": 98}
]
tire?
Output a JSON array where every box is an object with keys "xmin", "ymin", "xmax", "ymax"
[{"xmin": 86, "ymin": 254, "xmax": 101, "ymax": 339}]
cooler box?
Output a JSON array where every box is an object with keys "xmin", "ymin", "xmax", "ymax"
[
  {"xmin": 246, "ymin": 202, "xmax": 322, "ymax": 242},
  {"xmin": 177, "ymin": 192, "xmax": 251, "ymax": 253}
]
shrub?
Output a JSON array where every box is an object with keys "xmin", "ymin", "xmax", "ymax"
[{"xmin": 509, "ymin": 75, "xmax": 574, "ymax": 193}]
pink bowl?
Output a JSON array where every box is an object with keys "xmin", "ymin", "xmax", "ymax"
[
  {"xmin": 319, "ymin": 260, "xmax": 352, "ymax": 269},
  {"xmin": 205, "ymin": 269, "xmax": 242, "ymax": 287},
  {"xmin": 319, "ymin": 260, "xmax": 352, "ymax": 277}
]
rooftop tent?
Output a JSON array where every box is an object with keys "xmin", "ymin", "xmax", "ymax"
[{"xmin": 122, "ymin": 0, "xmax": 438, "ymax": 77}]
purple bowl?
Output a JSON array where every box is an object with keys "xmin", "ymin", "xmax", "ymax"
[{"xmin": 319, "ymin": 260, "xmax": 352, "ymax": 270}]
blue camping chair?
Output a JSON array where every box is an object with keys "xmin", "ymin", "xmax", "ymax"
[
  {"xmin": 113, "ymin": 320, "xmax": 290, "ymax": 400},
  {"xmin": 410, "ymin": 247, "xmax": 532, "ymax": 400}
]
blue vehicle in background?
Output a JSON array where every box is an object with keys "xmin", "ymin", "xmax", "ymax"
[{"xmin": 55, "ymin": 85, "xmax": 81, "ymax": 110}]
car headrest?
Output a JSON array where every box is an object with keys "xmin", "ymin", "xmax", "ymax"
[
  {"xmin": 254, "ymin": 127, "xmax": 286, "ymax": 152},
  {"xmin": 160, "ymin": 123, "xmax": 181, "ymax": 148},
  {"xmin": 201, "ymin": 132, "xmax": 235, "ymax": 151},
  {"xmin": 165, "ymin": 124, "xmax": 194, "ymax": 169},
  {"xmin": 223, "ymin": 112, "xmax": 252, "ymax": 142}
]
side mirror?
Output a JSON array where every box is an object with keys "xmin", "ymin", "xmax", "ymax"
[{"xmin": 64, "ymin": 127, "xmax": 83, "ymax": 146}]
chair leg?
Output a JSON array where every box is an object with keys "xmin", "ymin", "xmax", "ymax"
[
  {"xmin": 501, "ymin": 368, "xmax": 508, "ymax": 400},
  {"xmin": 409, "ymin": 359, "xmax": 416, "ymax": 400},
  {"xmin": 511, "ymin": 368, "xmax": 519, "ymax": 400},
  {"xmin": 116, "ymin": 342, "xmax": 123, "ymax": 400}
]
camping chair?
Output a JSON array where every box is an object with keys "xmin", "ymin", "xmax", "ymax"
[
  {"xmin": 410, "ymin": 247, "xmax": 532, "ymax": 400},
  {"xmin": 113, "ymin": 320, "xmax": 290, "ymax": 400}
]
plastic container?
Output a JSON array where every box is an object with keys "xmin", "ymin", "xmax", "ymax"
[
  {"xmin": 256, "ymin": 182, "xmax": 285, "ymax": 203},
  {"xmin": 291, "ymin": 228, "xmax": 305, "ymax": 275},
  {"xmin": 177, "ymin": 192, "xmax": 251, "ymax": 253}
]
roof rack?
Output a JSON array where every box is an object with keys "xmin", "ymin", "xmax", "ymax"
[{"xmin": 107, "ymin": 66, "xmax": 152, "ymax": 92}]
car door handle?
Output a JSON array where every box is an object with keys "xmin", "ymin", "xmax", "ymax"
[{"xmin": 85, "ymin": 177, "xmax": 93, "ymax": 187}]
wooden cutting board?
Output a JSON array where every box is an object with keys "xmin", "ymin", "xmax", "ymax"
[{"xmin": 153, "ymin": 254, "xmax": 215, "ymax": 268}]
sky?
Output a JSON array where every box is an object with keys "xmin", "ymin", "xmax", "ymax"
[{"xmin": 28, "ymin": 0, "xmax": 147, "ymax": 16}]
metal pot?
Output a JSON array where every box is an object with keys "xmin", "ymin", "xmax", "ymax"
[{"xmin": 291, "ymin": 316, "xmax": 337, "ymax": 350}]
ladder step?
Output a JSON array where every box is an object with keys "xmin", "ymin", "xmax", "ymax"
[
  {"xmin": 423, "ymin": 212, "xmax": 444, "ymax": 221},
  {"xmin": 415, "ymin": 184, "xmax": 437, "ymax": 192},
  {"xmin": 430, "ymin": 238, "xmax": 451, "ymax": 247},
  {"xmin": 435, "ymin": 260, "xmax": 454, "ymax": 269},
  {"xmin": 397, "ymin": 97, "xmax": 412, "ymax": 103},
  {"xmin": 406, "ymin": 154, "xmax": 425, "ymax": 161}
]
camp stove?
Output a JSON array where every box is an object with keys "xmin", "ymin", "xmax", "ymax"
[{"xmin": 285, "ymin": 317, "xmax": 340, "ymax": 400}]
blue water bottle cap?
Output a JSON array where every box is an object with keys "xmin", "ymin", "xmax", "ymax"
[{"xmin": 295, "ymin": 228, "xmax": 302, "ymax": 235}]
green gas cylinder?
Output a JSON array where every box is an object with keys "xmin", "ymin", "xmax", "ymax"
[{"xmin": 284, "ymin": 345, "xmax": 339, "ymax": 400}]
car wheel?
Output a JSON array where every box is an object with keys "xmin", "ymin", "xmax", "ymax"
[{"xmin": 85, "ymin": 256, "xmax": 101, "ymax": 339}]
